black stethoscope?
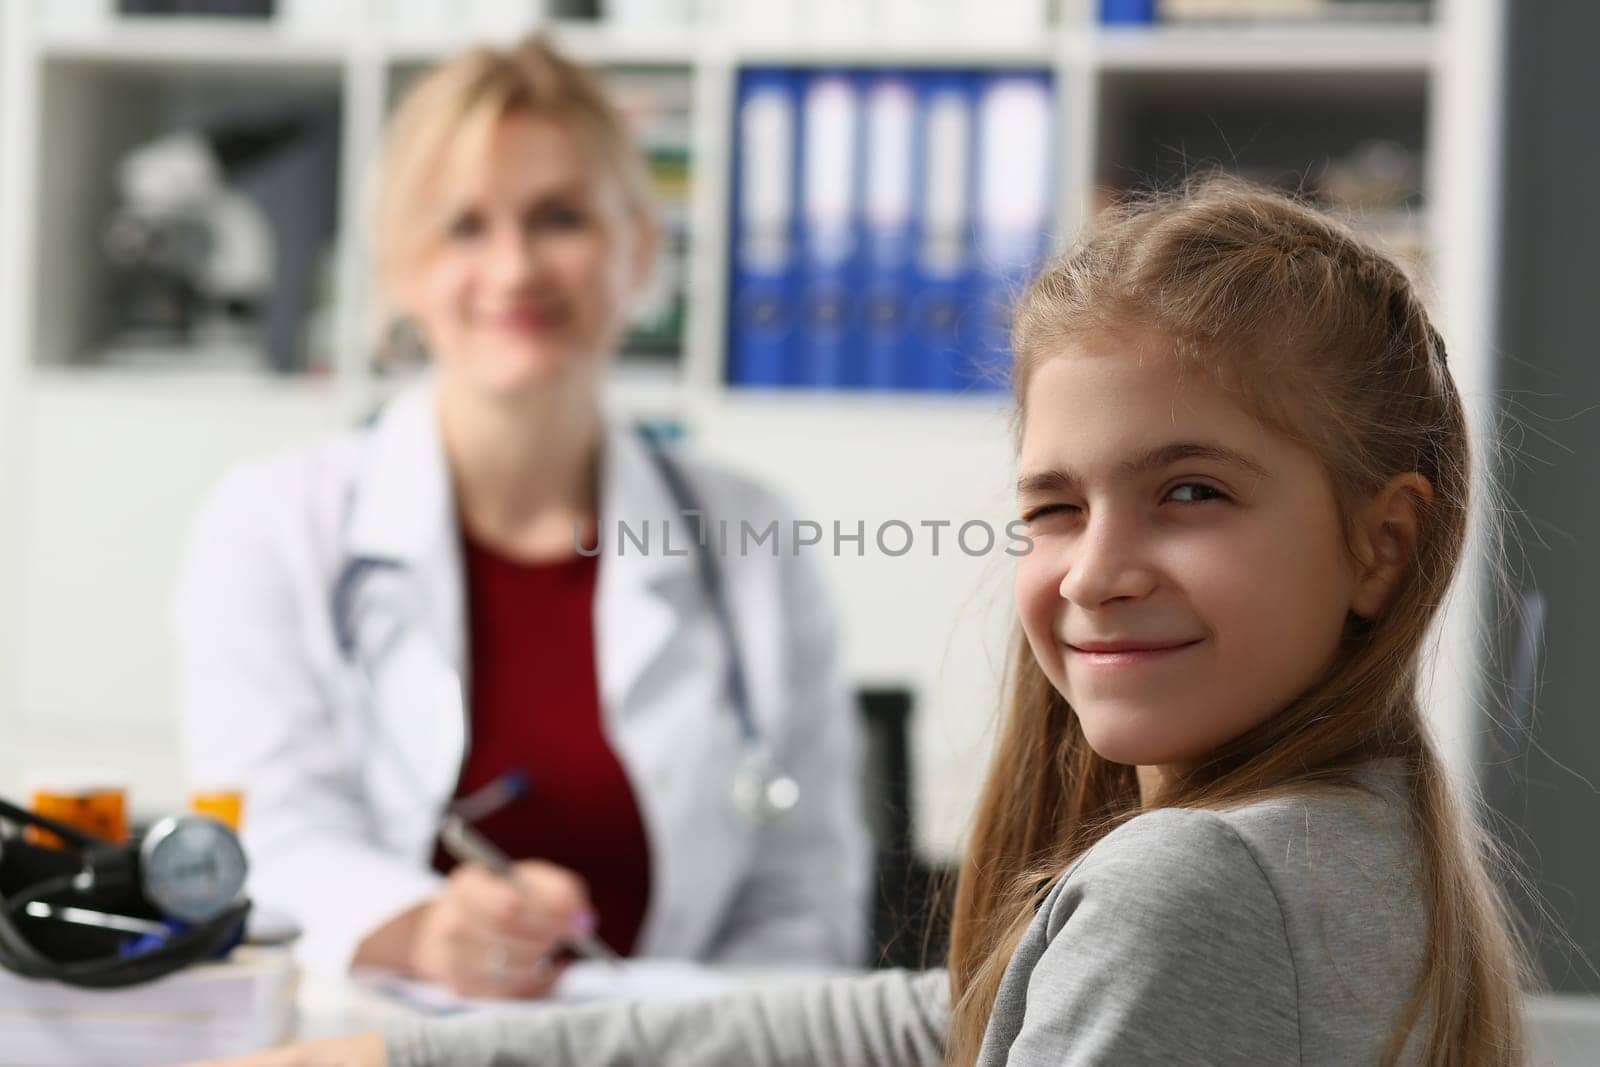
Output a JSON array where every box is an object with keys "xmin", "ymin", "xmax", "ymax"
[
  {"xmin": 0, "ymin": 797, "xmax": 251, "ymax": 989},
  {"xmin": 330, "ymin": 426, "xmax": 802, "ymax": 828}
]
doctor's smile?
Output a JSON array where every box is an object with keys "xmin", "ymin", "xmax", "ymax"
[{"xmin": 478, "ymin": 302, "xmax": 569, "ymax": 335}]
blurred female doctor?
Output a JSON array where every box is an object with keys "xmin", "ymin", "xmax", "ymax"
[{"xmin": 173, "ymin": 35, "xmax": 870, "ymax": 998}]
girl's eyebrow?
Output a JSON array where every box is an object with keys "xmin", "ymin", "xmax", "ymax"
[{"xmin": 1016, "ymin": 441, "xmax": 1272, "ymax": 496}]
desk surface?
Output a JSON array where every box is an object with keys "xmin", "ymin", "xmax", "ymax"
[
  {"xmin": 3, "ymin": 965, "xmax": 1596, "ymax": 1066},
  {"xmin": 293, "ymin": 961, "xmax": 856, "ymax": 1043},
  {"xmin": 299, "ymin": 972, "xmax": 1600, "ymax": 1057}
]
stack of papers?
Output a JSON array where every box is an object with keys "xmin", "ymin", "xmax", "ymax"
[{"xmin": 0, "ymin": 947, "xmax": 296, "ymax": 1067}]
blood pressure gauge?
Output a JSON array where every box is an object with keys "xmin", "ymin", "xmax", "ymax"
[{"xmin": 138, "ymin": 815, "xmax": 248, "ymax": 924}]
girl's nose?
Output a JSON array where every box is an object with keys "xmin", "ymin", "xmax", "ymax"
[{"xmin": 1057, "ymin": 514, "xmax": 1158, "ymax": 608}]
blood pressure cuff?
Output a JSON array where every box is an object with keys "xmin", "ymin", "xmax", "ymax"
[{"xmin": 0, "ymin": 818, "xmax": 249, "ymax": 988}]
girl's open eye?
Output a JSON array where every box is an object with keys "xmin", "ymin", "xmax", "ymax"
[{"xmin": 1166, "ymin": 482, "xmax": 1230, "ymax": 505}]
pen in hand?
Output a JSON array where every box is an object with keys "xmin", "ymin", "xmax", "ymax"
[{"xmin": 438, "ymin": 813, "xmax": 622, "ymax": 968}]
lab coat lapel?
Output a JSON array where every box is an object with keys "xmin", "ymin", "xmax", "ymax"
[
  {"xmin": 341, "ymin": 377, "xmax": 468, "ymax": 817},
  {"xmin": 343, "ymin": 376, "xmax": 466, "ymax": 677},
  {"xmin": 345, "ymin": 396, "xmax": 692, "ymax": 727},
  {"xmin": 593, "ymin": 424, "xmax": 693, "ymax": 718}
]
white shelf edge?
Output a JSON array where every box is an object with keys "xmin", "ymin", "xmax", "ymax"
[
  {"xmin": 705, "ymin": 387, "xmax": 1016, "ymax": 421},
  {"xmin": 380, "ymin": 27, "xmax": 1060, "ymax": 69},
  {"xmin": 729, "ymin": 38, "xmax": 1058, "ymax": 67},
  {"xmin": 23, "ymin": 363, "xmax": 350, "ymax": 400},
  {"xmin": 1090, "ymin": 23, "xmax": 1438, "ymax": 73},
  {"xmin": 381, "ymin": 20, "xmax": 705, "ymax": 68},
  {"xmin": 26, "ymin": 18, "xmax": 1440, "ymax": 74},
  {"xmin": 17, "ymin": 365, "xmax": 1021, "ymax": 422},
  {"xmin": 33, "ymin": 19, "xmax": 352, "ymax": 67}
]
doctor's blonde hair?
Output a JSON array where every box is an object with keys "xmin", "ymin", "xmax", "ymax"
[
  {"xmin": 373, "ymin": 33, "xmax": 654, "ymax": 312},
  {"xmin": 944, "ymin": 177, "xmax": 1529, "ymax": 1065}
]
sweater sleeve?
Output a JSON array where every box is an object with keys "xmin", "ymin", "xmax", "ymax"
[
  {"xmin": 992, "ymin": 809, "xmax": 1301, "ymax": 1065},
  {"xmin": 384, "ymin": 967, "xmax": 950, "ymax": 1067}
]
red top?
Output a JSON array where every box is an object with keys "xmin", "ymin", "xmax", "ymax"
[{"xmin": 433, "ymin": 534, "xmax": 653, "ymax": 957}]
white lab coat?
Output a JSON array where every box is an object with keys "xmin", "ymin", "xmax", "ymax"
[{"xmin": 173, "ymin": 380, "xmax": 872, "ymax": 977}]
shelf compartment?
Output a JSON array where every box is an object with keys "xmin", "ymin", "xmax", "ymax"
[
  {"xmin": 1093, "ymin": 65, "xmax": 1429, "ymax": 213},
  {"xmin": 29, "ymin": 56, "xmax": 345, "ymax": 375}
]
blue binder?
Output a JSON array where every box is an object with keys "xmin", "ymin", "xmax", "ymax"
[
  {"xmin": 965, "ymin": 71, "xmax": 1055, "ymax": 393},
  {"xmin": 859, "ymin": 73, "xmax": 919, "ymax": 390},
  {"xmin": 908, "ymin": 71, "xmax": 977, "ymax": 392},
  {"xmin": 1101, "ymin": 0, "xmax": 1157, "ymax": 24},
  {"xmin": 728, "ymin": 69, "xmax": 801, "ymax": 388},
  {"xmin": 796, "ymin": 70, "xmax": 863, "ymax": 389}
]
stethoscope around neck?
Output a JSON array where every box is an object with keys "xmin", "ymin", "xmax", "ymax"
[{"xmin": 330, "ymin": 426, "xmax": 801, "ymax": 828}]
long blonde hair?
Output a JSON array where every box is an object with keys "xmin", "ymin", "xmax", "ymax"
[{"xmin": 945, "ymin": 177, "xmax": 1529, "ymax": 1064}]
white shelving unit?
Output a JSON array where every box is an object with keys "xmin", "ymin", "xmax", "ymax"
[{"xmin": 0, "ymin": 0, "xmax": 1506, "ymax": 860}]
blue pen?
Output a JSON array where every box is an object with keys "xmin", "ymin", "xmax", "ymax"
[{"xmin": 441, "ymin": 769, "xmax": 621, "ymax": 967}]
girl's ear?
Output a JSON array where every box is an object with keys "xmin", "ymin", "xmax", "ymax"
[{"xmin": 1350, "ymin": 472, "xmax": 1434, "ymax": 619}]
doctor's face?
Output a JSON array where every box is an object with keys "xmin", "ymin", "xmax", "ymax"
[
  {"xmin": 399, "ymin": 112, "xmax": 653, "ymax": 400},
  {"xmin": 1012, "ymin": 336, "xmax": 1360, "ymax": 776}
]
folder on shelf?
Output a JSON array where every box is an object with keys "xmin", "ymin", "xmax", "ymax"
[
  {"xmin": 860, "ymin": 73, "xmax": 919, "ymax": 390},
  {"xmin": 611, "ymin": 68, "xmax": 695, "ymax": 360},
  {"xmin": 728, "ymin": 69, "xmax": 801, "ymax": 388},
  {"xmin": 909, "ymin": 71, "xmax": 977, "ymax": 392},
  {"xmin": 729, "ymin": 66, "xmax": 1055, "ymax": 395},
  {"xmin": 796, "ymin": 71, "xmax": 863, "ymax": 389},
  {"xmin": 965, "ymin": 71, "xmax": 1055, "ymax": 392}
]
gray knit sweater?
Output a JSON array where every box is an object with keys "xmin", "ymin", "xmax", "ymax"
[{"xmin": 387, "ymin": 759, "xmax": 1427, "ymax": 1065}]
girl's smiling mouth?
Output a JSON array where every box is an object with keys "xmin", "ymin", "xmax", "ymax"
[{"xmin": 1065, "ymin": 638, "xmax": 1205, "ymax": 667}]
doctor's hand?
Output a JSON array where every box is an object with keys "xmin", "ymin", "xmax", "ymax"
[{"xmin": 355, "ymin": 859, "xmax": 597, "ymax": 998}]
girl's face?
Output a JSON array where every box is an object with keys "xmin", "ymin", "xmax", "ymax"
[
  {"xmin": 400, "ymin": 113, "xmax": 652, "ymax": 401},
  {"xmin": 1014, "ymin": 337, "xmax": 1360, "ymax": 775}
]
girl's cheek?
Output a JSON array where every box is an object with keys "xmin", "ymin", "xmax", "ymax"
[{"xmin": 1014, "ymin": 550, "xmax": 1063, "ymax": 645}]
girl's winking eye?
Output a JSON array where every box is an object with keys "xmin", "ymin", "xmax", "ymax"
[
  {"xmin": 1021, "ymin": 480, "xmax": 1231, "ymax": 524},
  {"xmin": 1021, "ymin": 502, "xmax": 1077, "ymax": 525}
]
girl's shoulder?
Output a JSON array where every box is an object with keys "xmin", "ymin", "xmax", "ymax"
[
  {"xmin": 1084, "ymin": 757, "xmax": 1408, "ymax": 864},
  {"xmin": 1058, "ymin": 759, "xmax": 1418, "ymax": 916},
  {"xmin": 990, "ymin": 760, "xmax": 1427, "ymax": 1063}
]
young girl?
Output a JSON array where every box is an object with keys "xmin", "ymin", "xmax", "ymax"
[{"xmin": 210, "ymin": 178, "xmax": 1527, "ymax": 1065}]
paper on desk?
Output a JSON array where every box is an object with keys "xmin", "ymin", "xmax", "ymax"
[
  {"xmin": 0, "ymin": 947, "xmax": 297, "ymax": 1067},
  {"xmin": 363, "ymin": 959, "xmax": 736, "ymax": 1015}
]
